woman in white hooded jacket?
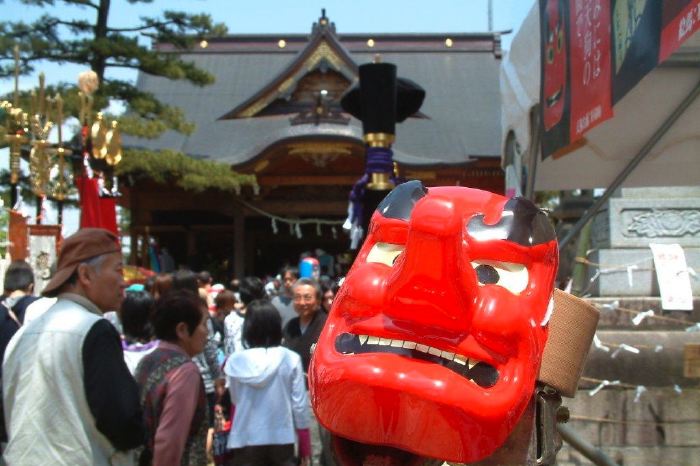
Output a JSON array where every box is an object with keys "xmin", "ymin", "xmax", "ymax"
[{"xmin": 224, "ymin": 299, "xmax": 311, "ymax": 466}]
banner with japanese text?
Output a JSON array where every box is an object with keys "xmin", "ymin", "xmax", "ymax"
[
  {"xmin": 540, "ymin": 0, "xmax": 700, "ymax": 158},
  {"xmin": 660, "ymin": 0, "xmax": 700, "ymax": 61},
  {"xmin": 570, "ymin": 0, "xmax": 613, "ymax": 141}
]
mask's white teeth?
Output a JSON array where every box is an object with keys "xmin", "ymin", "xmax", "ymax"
[{"xmin": 352, "ymin": 334, "xmax": 481, "ymax": 368}]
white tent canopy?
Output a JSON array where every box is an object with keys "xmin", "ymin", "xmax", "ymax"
[{"xmin": 500, "ymin": 5, "xmax": 700, "ymax": 192}]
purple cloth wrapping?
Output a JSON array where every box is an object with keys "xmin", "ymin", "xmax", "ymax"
[{"xmin": 349, "ymin": 147, "xmax": 402, "ymax": 229}]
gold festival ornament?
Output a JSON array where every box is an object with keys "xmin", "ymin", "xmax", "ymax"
[
  {"xmin": 91, "ymin": 112, "xmax": 108, "ymax": 159},
  {"xmin": 29, "ymin": 74, "xmax": 54, "ymax": 198},
  {"xmin": 105, "ymin": 120, "xmax": 122, "ymax": 166}
]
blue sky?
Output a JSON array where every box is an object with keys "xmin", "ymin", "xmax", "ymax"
[{"xmin": 1, "ymin": 0, "xmax": 536, "ymax": 94}]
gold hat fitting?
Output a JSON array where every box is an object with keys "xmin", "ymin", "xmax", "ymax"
[{"xmin": 363, "ymin": 132, "xmax": 395, "ymax": 148}]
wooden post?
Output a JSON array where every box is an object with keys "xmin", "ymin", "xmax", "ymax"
[{"xmin": 233, "ymin": 210, "xmax": 245, "ymax": 280}]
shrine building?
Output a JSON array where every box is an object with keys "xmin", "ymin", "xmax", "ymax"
[{"xmin": 123, "ymin": 13, "xmax": 505, "ymax": 278}]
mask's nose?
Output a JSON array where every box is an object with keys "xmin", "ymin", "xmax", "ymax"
[{"xmin": 384, "ymin": 195, "xmax": 473, "ymax": 339}]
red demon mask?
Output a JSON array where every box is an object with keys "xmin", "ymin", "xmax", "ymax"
[
  {"xmin": 543, "ymin": 0, "xmax": 567, "ymax": 131},
  {"xmin": 310, "ymin": 182, "xmax": 558, "ymax": 465}
]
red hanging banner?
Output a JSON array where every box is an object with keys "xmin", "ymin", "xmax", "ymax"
[
  {"xmin": 659, "ymin": 0, "xmax": 700, "ymax": 62},
  {"xmin": 568, "ymin": 0, "xmax": 613, "ymax": 141}
]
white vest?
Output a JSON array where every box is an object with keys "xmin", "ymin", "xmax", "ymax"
[{"xmin": 3, "ymin": 295, "xmax": 133, "ymax": 466}]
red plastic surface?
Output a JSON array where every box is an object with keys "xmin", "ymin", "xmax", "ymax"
[{"xmin": 310, "ymin": 186, "xmax": 558, "ymax": 463}]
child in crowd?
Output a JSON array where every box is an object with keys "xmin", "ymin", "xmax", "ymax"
[
  {"xmin": 224, "ymin": 300, "xmax": 310, "ymax": 466},
  {"xmin": 120, "ymin": 289, "xmax": 157, "ymax": 375}
]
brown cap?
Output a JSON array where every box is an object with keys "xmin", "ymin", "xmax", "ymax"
[{"xmin": 42, "ymin": 228, "xmax": 121, "ymax": 297}]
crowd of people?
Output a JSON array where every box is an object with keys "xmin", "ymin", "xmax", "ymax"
[{"xmin": 0, "ymin": 228, "xmax": 340, "ymax": 466}]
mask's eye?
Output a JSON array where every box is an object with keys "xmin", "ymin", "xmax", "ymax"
[
  {"xmin": 471, "ymin": 260, "xmax": 529, "ymax": 294},
  {"xmin": 366, "ymin": 242, "xmax": 404, "ymax": 267}
]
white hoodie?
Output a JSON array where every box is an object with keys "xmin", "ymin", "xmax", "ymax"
[{"xmin": 224, "ymin": 346, "xmax": 310, "ymax": 449}]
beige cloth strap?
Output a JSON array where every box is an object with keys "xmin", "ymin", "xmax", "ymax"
[{"xmin": 538, "ymin": 289, "xmax": 599, "ymax": 398}]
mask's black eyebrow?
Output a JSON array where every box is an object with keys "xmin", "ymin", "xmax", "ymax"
[
  {"xmin": 375, "ymin": 180, "xmax": 428, "ymax": 220},
  {"xmin": 466, "ymin": 197, "xmax": 555, "ymax": 246}
]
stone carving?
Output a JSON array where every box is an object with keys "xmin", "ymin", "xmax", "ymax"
[{"xmin": 625, "ymin": 209, "xmax": 700, "ymax": 238}]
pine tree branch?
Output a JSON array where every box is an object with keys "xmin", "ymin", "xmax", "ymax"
[
  {"xmin": 60, "ymin": 0, "xmax": 99, "ymax": 9},
  {"xmin": 102, "ymin": 62, "xmax": 140, "ymax": 69},
  {"xmin": 108, "ymin": 20, "xmax": 178, "ymax": 33},
  {"xmin": 1, "ymin": 1, "xmax": 226, "ymax": 136},
  {"xmin": 22, "ymin": 1, "xmax": 100, "ymax": 9}
]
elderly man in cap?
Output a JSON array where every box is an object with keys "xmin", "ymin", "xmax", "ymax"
[{"xmin": 2, "ymin": 228, "xmax": 144, "ymax": 465}]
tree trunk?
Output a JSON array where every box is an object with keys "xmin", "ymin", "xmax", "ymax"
[{"xmin": 92, "ymin": 0, "xmax": 111, "ymax": 82}]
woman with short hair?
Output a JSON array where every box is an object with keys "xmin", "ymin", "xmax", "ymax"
[{"xmin": 135, "ymin": 290, "xmax": 210, "ymax": 466}]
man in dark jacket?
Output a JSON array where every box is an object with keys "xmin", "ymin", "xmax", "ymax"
[
  {"xmin": 283, "ymin": 277, "xmax": 329, "ymax": 465},
  {"xmin": 283, "ymin": 278, "xmax": 327, "ymax": 374}
]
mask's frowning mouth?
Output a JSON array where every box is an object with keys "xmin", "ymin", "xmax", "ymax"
[{"xmin": 334, "ymin": 332, "xmax": 499, "ymax": 388}]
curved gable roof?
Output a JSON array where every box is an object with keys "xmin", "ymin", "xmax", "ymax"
[{"xmin": 219, "ymin": 18, "xmax": 358, "ymax": 120}]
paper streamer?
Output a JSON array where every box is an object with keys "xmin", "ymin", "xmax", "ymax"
[
  {"xmin": 271, "ymin": 218, "xmax": 278, "ymax": 234},
  {"xmin": 601, "ymin": 300, "xmax": 620, "ymax": 311},
  {"xmin": 632, "ymin": 309, "xmax": 655, "ymax": 326},
  {"xmin": 633, "ymin": 385, "xmax": 647, "ymax": 403},
  {"xmin": 589, "ymin": 379, "xmax": 620, "ymax": 396},
  {"xmin": 593, "ymin": 334, "xmax": 611, "ymax": 352},
  {"xmin": 611, "ymin": 344, "xmax": 639, "ymax": 359}
]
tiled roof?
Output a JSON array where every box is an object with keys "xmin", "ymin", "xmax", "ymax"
[{"xmin": 125, "ymin": 21, "xmax": 503, "ymax": 167}]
